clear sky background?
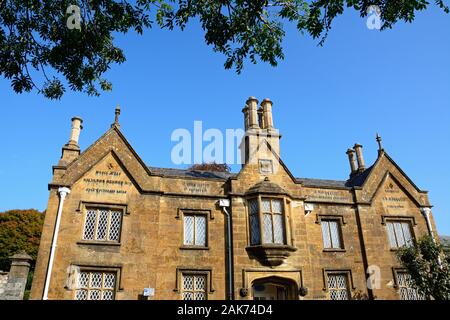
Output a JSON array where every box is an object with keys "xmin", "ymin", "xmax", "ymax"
[{"xmin": 1, "ymin": 7, "xmax": 449, "ymax": 234}]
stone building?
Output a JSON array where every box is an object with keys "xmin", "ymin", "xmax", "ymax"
[{"xmin": 30, "ymin": 97, "xmax": 438, "ymax": 300}]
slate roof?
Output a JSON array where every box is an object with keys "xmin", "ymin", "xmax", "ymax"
[
  {"xmin": 148, "ymin": 165, "xmax": 373, "ymax": 188},
  {"xmin": 295, "ymin": 178, "xmax": 348, "ymax": 188},
  {"xmin": 296, "ymin": 166, "xmax": 373, "ymax": 188},
  {"xmin": 148, "ymin": 167, "xmax": 236, "ymax": 180}
]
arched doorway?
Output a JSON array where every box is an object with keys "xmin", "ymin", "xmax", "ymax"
[{"xmin": 251, "ymin": 277, "xmax": 298, "ymax": 300}]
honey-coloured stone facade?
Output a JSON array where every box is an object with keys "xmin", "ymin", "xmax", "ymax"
[{"xmin": 30, "ymin": 99, "xmax": 437, "ymax": 300}]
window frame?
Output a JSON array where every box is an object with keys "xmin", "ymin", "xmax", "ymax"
[
  {"xmin": 180, "ymin": 273, "xmax": 208, "ymax": 300},
  {"xmin": 392, "ymin": 268, "xmax": 424, "ymax": 300},
  {"xmin": 323, "ymin": 269, "xmax": 355, "ymax": 301},
  {"xmin": 247, "ymin": 196, "xmax": 288, "ymax": 246},
  {"xmin": 181, "ymin": 212, "xmax": 209, "ymax": 249},
  {"xmin": 317, "ymin": 216, "xmax": 345, "ymax": 251},
  {"xmin": 79, "ymin": 205, "xmax": 125, "ymax": 245},
  {"xmin": 383, "ymin": 218, "xmax": 415, "ymax": 250},
  {"xmin": 174, "ymin": 267, "xmax": 214, "ymax": 300},
  {"xmin": 72, "ymin": 266, "xmax": 120, "ymax": 300}
]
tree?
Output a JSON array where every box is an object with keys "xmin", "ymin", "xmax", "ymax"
[
  {"xmin": 0, "ymin": 209, "xmax": 45, "ymax": 271},
  {"xmin": 0, "ymin": 209, "xmax": 45, "ymax": 300},
  {"xmin": 396, "ymin": 235, "xmax": 450, "ymax": 300},
  {"xmin": 1, "ymin": 0, "xmax": 448, "ymax": 99}
]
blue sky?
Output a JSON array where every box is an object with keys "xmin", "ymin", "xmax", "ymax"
[{"xmin": 1, "ymin": 6, "xmax": 449, "ymax": 234}]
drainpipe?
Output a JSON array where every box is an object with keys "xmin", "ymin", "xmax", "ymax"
[
  {"xmin": 351, "ymin": 188, "xmax": 374, "ymax": 300},
  {"xmin": 421, "ymin": 207, "xmax": 435, "ymax": 242},
  {"xmin": 421, "ymin": 207, "xmax": 442, "ymax": 267},
  {"xmin": 43, "ymin": 187, "xmax": 71, "ymax": 300},
  {"xmin": 219, "ymin": 199, "xmax": 233, "ymax": 300}
]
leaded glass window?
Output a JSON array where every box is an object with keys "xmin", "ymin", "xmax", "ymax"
[
  {"xmin": 75, "ymin": 271, "xmax": 116, "ymax": 300},
  {"xmin": 184, "ymin": 215, "xmax": 207, "ymax": 246},
  {"xmin": 397, "ymin": 272, "xmax": 424, "ymax": 300},
  {"xmin": 321, "ymin": 220, "xmax": 343, "ymax": 249},
  {"xmin": 261, "ymin": 198, "xmax": 285, "ymax": 244},
  {"xmin": 248, "ymin": 198, "xmax": 286, "ymax": 245},
  {"xmin": 386, "ymin": 221, "xmax": 413, "ymax": 249},
  {"xmin": 248, "ymin": 199, "xmax": 260, "ymax": 245},
  {"xmin": 82, "ymin": 208, "xmax": 122, "ymax": 242},
  {"xmin": 182, "ymin": 274, "xmax": 207, "ymax": 300},
  {"xmin": 327, "ymin": 273, "xmax": 350, "ymax": 300}
]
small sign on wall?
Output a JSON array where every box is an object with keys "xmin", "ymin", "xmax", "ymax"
[
  {"xmin": 143, "ymin": 288, "xmax": 155, "ymax": 297},
  {"xmin": 259, "ymin": 159, "xmax": 273, "ymax": 174}
]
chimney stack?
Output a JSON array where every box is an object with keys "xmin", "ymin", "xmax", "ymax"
[
  {"xmin": 261, "ymin": 98, "xmax": 274, "ymax": 129},
  {"xmin": 246, "ymin": 97, "xmax": 259, "ymax": 129},
  {"xmin": 68, "ymin": 117, "xmax": 83, "ymax": 147},
  {"xmin": 346, "ymin": 148, "xmax": 358, "ymax": 176},
  {"xmin": 59, "ymin": 116, "xmax": 83, "ymax": 165},
  {"xmin": 354, "ymin": 143, "xmax": 366, "ymax": 172},
  {"xmin": 239, "ymin": 96, "xmax": 282, "ymax": 167},
  {"xmin": 258, "ymin": 107, "xmax": 265, "ymax": 129},
  {"xmin": 242, "ymin": 105, "xmax": 249, "ymax": 130}
]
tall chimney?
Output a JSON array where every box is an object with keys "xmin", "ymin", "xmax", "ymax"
[
  {"xmin": 258, "ymin": 107, "xmax": 265, "ymax": 129},
  {"xmin": 68, "ymin": 117, "xmax": 83, "ymax": 147},
  {"xmin": 246, "ymin": 97, "xmax": 259, "ymax": 129},
  {"xmin": 261, "ymin": 98, "xmax": 274, "ymax": 129},
  {"xmin": 346, "ymin": 148, "xmax": 358, "ymax": 176},
  {"xmin": 242, "ymin": 105, "xmax": 249, "ymax": 130},
  {"xmin": 59, "ymin": 116, "xmax": 83, "ymax": 165},
  {"xmin": 354, "ymin": 143, "xmax": 365, "ymax": 172}
]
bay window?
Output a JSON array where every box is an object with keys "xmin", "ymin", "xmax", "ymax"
[{"xmin": 248, "ymin": 197, "xmax": 286, "ymax": 246}]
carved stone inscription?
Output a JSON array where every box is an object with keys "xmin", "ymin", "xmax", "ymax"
[
  {"xmin": 183, "ymin": 182, "xmax": 209, "ymax": 194},
  {"xmin": 83, "ymin": 160, "xmax": 132, "ymax": 196},
  {"xmin": 382, "ymin": 182, "xmax": 408, "ymax": 209},
  {"xmin": 305, "ymin": 189, "xmax": 349, "ymax": 203}
]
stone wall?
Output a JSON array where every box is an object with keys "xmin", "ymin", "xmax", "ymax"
[
  {"xmin": 0, "ymin": 272, "xmax": 9, "ymax": 297},
  {"xmin": 0, "ymin": 252, "xmax": 32, "ymax": 300}
]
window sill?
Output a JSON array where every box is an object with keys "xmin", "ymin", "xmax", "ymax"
[
  {"xmin": 180, "ymin": 246, "xmax": 210, "ymax": 250},
  {"xmin": 323, "ymin": 248, "xmax": 346, "ymax": 253},
  {"xmin": 77, "ymin": 241, "xmax": 121, "ymax": 246}
]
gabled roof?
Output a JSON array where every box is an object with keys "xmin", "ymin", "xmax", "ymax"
[
  {"xmin": 55, "ymin": 125, "xmax": 154, "ymax": 190},
  {"xmin": 65, "ymin": 124, "xmax": 152, "ymax": 177},
  {"xmin": 65, "ymin": 123, "xmax": 425, "ymax": 194}
]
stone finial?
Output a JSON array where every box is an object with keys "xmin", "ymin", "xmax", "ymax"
[
  {"xmin": 112, "ymin": 104, "xmax": 121, "ymax": 129},
  {"xmin": 376, "ymin": 133, "xmax": 384, "ymax": 155},
  {"xmin": 10, "ymin": 251, "xmax": 32, "ymax": 261},
  {"xmin": 10, "ymin": 251, "xmax": 32, "ymax": 268}
]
